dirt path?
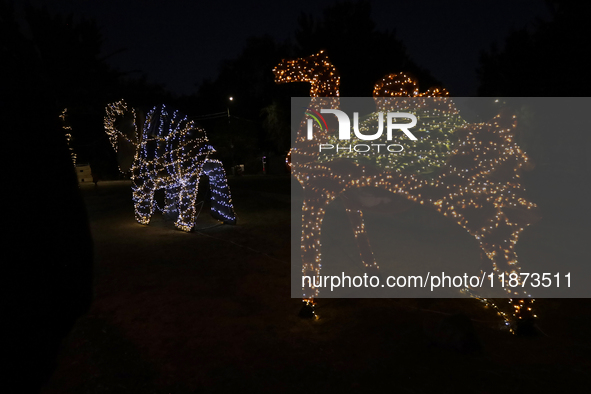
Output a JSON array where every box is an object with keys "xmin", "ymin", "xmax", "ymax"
[{"xmin": 42, "ymin": 177, "xmax": 590, "ymax": 393}]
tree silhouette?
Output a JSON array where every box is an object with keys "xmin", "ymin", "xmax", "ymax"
[
  {"xmin": 477, "ymin": 1, "xmax": 590, "ymax": 174},
  {"xmin": 477, "ymin": 1, "xmax": 589, "ymax": 97},
  {"xmin": 2, "ymin": 1, "xmax": 93, "ymax": 389},
  {"xmin": 193, "ymin": 1, "xmax": 445, "ymax": 161},
  {"xmin": 194, "ymin": 35, "xmax": 290, "ymax": 118},
  {"xmin": 2, "ymin": 3, "xmax": 179, "ymax": 179},
  {"xmin": 193, "ymin": 35, "xmax": 292, "ymax": 164},
  {"xmin": 261, "ymin": 100, "xmax": 291, "ymax": 153},
  {"xmin": 295, "ymin": 0, "xmax": 441, "ymax": 96}
]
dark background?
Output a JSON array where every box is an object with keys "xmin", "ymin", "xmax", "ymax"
[
  {"xmin": 3, "ymin": 0, "xmax": 590, "ymax": 392},
  {"xmin": 6, "ymin": 0, "xmax": 587, "ymax": 179}
]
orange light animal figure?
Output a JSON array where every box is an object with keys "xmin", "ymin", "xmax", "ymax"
[{"xmin": 274, "ymin": 52, "xmax": 539, "ymax": 329}]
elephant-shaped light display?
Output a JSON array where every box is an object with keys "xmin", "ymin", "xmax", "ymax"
[{"xmin": 105, "ymin": 100, "xmax": 236, "ymax": 231}]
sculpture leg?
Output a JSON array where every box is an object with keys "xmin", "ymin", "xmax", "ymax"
[
  {"xmin": 340, "ymin": 197, "xmax": 379, "ymax": 275},
  {"xmin": 300, "ymin": 193, "xmax": 330, "ymax": 316},
  {"xmin": 164, "ymin": 185, "xmax": 180, "ymax": 221},
  {"xmin": 476, "ymin": 231, "xmax": 536, "ymax": 334},
  {"xmin": 132, "ymin": 177, "xmax": 155, "ymax": 225},
  {"xmin": 175, "ymin": 174, "xmax": 199, "ymax": 232},
  {"xmin": 203, "ymin": 159, "xmax": 237, "ymax": 224}
]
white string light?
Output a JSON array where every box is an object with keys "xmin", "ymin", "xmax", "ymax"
[{"xmin": 105, "ymin": 100, "xmax": 236, "ymax": 231}]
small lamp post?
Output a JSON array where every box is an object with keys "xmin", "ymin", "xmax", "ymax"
[
  {"xmin": 227, "ymin": 96, "xmax": 235, "ymax": 174},
  {"xmin": 227, "ymin": 96, "xmax": 233, "ymax": 120}
]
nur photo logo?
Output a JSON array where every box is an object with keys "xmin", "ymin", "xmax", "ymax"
[{"xmin": 305, "ymin": 108, "xmax": 418, "ymax": 153}]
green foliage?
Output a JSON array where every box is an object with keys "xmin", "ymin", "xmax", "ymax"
[
  {"xmin": 261, "ymin": 101, "xmax": 291, "ymax": 153},
  {"xmin": 319, "ymin": 109, "xmax": 464, "ymax": 175}
]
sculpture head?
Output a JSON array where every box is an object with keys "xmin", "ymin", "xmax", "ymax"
[
  {"xmin": 273, "ymin": 50, "xmax": 340, "ymax": 97},
  {"xmin": 104, "ymin": 100, "xmax": 142, "ymax": 173}
]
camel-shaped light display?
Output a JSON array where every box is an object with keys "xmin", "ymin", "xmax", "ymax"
[
  {"xmin": 105, "ymin": 100, "xmax": 236, "ymax": 232},
  {"xmin": 274, "ymin": 51, "xmax": 539, "ymax": 330}
]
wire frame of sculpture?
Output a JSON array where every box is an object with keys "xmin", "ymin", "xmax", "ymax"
[
  {"xmin": 105, "ymin": 100, "xmax": 236, "ymax": 231},
  {"xmin": 274, "ymin": 52, "xmax": 539, "ymax": 328}
]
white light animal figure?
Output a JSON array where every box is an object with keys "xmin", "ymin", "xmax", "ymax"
[{"xmin": 105, "ymin": 100, "xmax": 236, "ymax": 231}]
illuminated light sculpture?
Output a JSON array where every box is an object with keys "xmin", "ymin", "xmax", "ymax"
[
  {"xmin": 60, "ymin": 108, "xmax": 77, "ymax": 166},
  {"xmin": 104, "ymin": 100, "xmax": 236, "ymax": 231},
  {"xmin": 274, "ymin": 52, "xmax": 539, "ymax": 330},
  {"xmin": 373, "ymin": 73, "xmax": 449, "ymax": 98},
  {"xmin": 320, "ymin": 73, "xmax": 460, "ymax": 175}
]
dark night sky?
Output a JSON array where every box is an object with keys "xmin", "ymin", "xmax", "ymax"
[{"xmin": 26, "ymin": 0, "xmax": 551, "ymax": 96}]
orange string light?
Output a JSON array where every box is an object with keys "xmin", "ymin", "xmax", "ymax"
[{"xmin": 274, "ymin": 52, "xmax": 539, "ymax": 330}]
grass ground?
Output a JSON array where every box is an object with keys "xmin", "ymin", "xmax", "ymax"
[{"xmin": 41, "ymin": 175, "xmax": 590, "ymax": 393}]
